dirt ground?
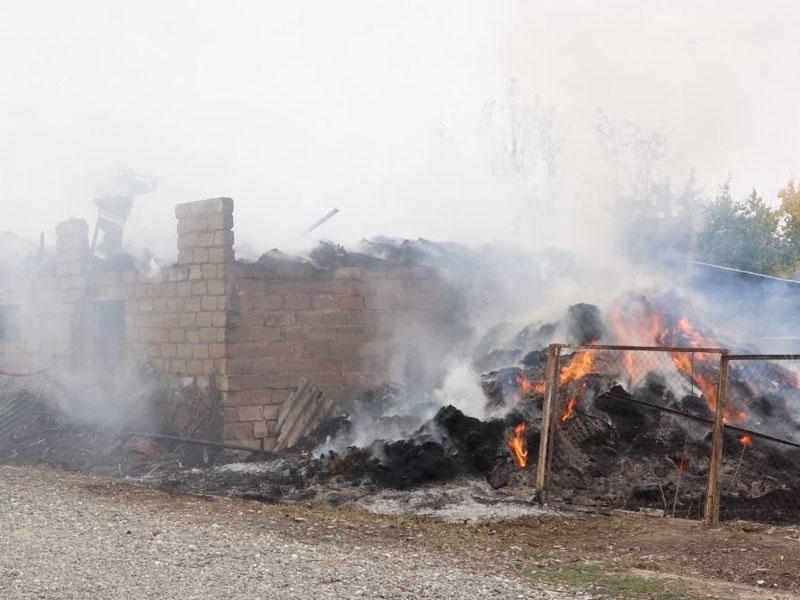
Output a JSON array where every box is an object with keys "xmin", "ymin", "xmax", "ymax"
[
  {"xmin": 320, "ymin": 500, "xmax": 800, "ymax": 599},
  {"xmin": 3, "ymin": 463, "xmax": 800, "ymax": 599},
  {"xmin": 503, "ymin": 510, "xmax": 800, "ymax": 598}
]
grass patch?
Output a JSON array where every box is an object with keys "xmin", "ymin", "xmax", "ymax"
[{"xmin": 528, "ymin": 560, "xmax": 716, "ymax": 600}]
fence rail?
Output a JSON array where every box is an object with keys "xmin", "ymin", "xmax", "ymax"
[
  {"xmin": 717, "ymin": 355, "xmax": 800, "ymax": 523},
  {"xmin": 533, "ymin": 344, "xmax": 800, "ymax": 525}
]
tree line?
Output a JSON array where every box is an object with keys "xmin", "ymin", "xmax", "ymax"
[
  {"xmin": 595, "ymin": 113, "xmax": 800, "ymax": 278},
  {"xmin": 440, "ymin": 80, "xmax": 797, "ymax": 278},
  {"xmin": 693, "ymin": 180, "xmax": 800, "ymax": 277}
]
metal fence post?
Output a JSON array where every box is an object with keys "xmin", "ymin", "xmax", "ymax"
[
  {"xmin": 536, "ymin": 343, "xmax": 561, "ymax": 500},
  {"xmin": 704, "ymin": 350, "xmax": 729, "ymax": 526}
]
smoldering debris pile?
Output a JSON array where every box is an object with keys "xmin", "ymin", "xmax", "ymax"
[
  {"xmin": 472, "ymin": 295, "xmax": 800, "ymax": 522},
  {"xmin": 6, "ymin": 294, "xmax": 800, "ymax": 524},
  {"xmin": 0, "ymin": 363, "xmax": 194, "ymax": 476},
  {"xmin": 0, "ymin": 391, "xmax": 56, "ymax": 447},
  {"xmin": 252, "ymin": 239, "xmax": 433, "ymax": 275},
  {"xmin": 262, "ymin": 295, "xmax": 800, "ymax": 523},
  {"xmin": 0, "ymin": 391, "xmax": 171, "ymax": 475},
  {"xmin": 316, "ymin": 403, "xmax": 526, "ymax": 491},
  {"xmin": 0, "ymin": 390, "xmax": 121, "ymax": 470},
  {"xmin": 147, "ymin": 400, "xmax": 535, "ymax": 509}
]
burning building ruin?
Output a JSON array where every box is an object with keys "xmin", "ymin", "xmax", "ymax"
[
  {"xmin": 4, "ymin": 195, "xmax": 800, "ymax": 526},
  {"xmin": 0, "ymin": 197, "xmax": 459, "ymax": 450}
]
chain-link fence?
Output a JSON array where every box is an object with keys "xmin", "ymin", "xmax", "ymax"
[
  {"xmin": 535, "ymin": 344, "xmax": 726, "ymax": 521},
  {"xmin": 718, "ymin": 354, "xmax": 800, "ymax": 523}
]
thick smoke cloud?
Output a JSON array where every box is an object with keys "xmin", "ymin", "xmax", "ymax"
[
  {"xmin": 1, "ymin": 2, "xmax": 799, "ymax": 259},
  {"xmin": 2, "ymin": 2, "xmax": 800, "ymax": 445}
]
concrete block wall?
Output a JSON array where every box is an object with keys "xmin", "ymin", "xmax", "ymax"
[
  {"xmin": 0, "ymin": 196, "xmax": 460, "ymax": 450},
  {"xmin": 0, "ymin": 276, "xmax": 78, "ymax": 375},
  {"xmin": 0, "ymin": 219, "xmax": 90, "ymax": 375},
  {"xmin": 119, "ymin": 197, "xmax": 235, "ymax": 438},
  {"xmin": 225, "ymin": 262, "xmax": 451, "ymax": 449},
  {"xmin": 55, "ymin": 219, "xmax": 89, "ymax": 277},
  {"xmin": 0, "ymin": 197, "xmax": 236, "ymax": 439},
  {"xmin": 138, "ymin": 197, "xmax": 234, "ymax": 377}
]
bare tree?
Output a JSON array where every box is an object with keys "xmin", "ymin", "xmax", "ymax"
[
  {"xmin": 595, "ymin": 110, "xmax": 701, "ymax": 267},
  {"xmin": 478, "ymin": 79, "xmax": 565, "ymax": 216}
]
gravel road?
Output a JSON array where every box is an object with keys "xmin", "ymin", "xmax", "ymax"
[{"xmin": 0, "ymin": 465, "xmax": 585, "ymax": 600}]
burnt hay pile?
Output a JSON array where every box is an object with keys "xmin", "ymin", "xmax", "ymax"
[{"xmin": 4, "ymin": 298, "xmax": 800, "ymax": 524}]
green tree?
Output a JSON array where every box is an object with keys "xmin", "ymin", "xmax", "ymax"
[
  {"xmin": 778, "ymin": 180, "xmax": 800, "ymax": 252},
  {"xmin": 695, "ymin": 182, "xmax": 789, "ymax": 275}
]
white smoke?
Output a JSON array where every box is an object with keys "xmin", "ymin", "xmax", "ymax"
[
  {"xmin": 315, "ymin": 356, "xmax": 492, "ymax": 456},
  {"xmin": 432, "ymin": 358, "xmax": 491, "ymax": 421}
]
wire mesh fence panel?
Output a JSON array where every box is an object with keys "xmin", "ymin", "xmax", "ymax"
[
  {"xmin": 719, "ymin": 356, "xmax": 800, "ymax": 523},
  {"xmin": 540, "ymin": 344, "xmax": 723, "ymax": 519}
]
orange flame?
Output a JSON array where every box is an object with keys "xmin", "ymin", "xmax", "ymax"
[
  {"xmin": 724, "ymin": 409, "xmax": 747, "ymax": 424},
  {"xmin": 739, "ymin": 435, "xmax": 752, "ymax": 446},
  {"xmin": 608, "ymin": 302, "xmax": 667, "ymax": 383},
  {"xmin": 560, "ymin": 396, "xmax": 578, "ymax": 422},
  {"xmin": 507, "ymin": 423, "xmax": 528, "ymax": 468},
  {"xmin": 662, "ymin": 317, "xmax": 720, "ymax": 410},
  {"xmin": 559, "ymin": 351, "xmax": 596, "ymax": 385},
  {"xmin": 675, "ymin": 316, "xmax": 716, "ymax": 348},
  {"xmin": 555, "ymin": 352, "xmax": 597, "ymax": 420},
  {"xmin": 516, "ymin": 374, "xmax": 545, "ymax": 395},
  {"xmin": 689, "ymin": 369, "xmax": 719, "ymax": 411},
  {"xmin": 608, "ymin": 299, "xmax": 726, "ymax": 413},
  {"xmin": 516, "ymin": 374, "xmax": 533, "ymax": 394}
]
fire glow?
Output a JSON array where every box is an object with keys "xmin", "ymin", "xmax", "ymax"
[
  {"xmin": 507, "ymin": 423, "xmax": 528, "ymax": 468},
  {"xmin": 561, "ymin": 396, "xmax": 578, "ymax": 422},
  {"xmin": 511, "ymin": 299, "xmax": 785, "ymax": 430},
  {"xmin": 608, "ymin": 300, "xmax": 725, "ymax": 414},
  {"xmin": 559, "ymin": 351, "xmax": 596, "ymax": 385},
  {"xmin": 516, "ymin": 373, "xmax": 543, "ymax": 395},
  {"xmin": 557, "ymin": 352, "xmax": 597, "ymax": 420}
]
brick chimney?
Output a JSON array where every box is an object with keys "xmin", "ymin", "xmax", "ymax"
[{"xmin": 55, "ymin": 218, "xmax": 89, "ymax": 276}]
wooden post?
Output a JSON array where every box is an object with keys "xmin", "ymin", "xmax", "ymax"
[
  {"xmin": 536, "ymin": 344, "xmax": 561, "ymax": 500},
  {"xmin": 704, "ymin": 351, "xmax": 729, "ymax": 526}
]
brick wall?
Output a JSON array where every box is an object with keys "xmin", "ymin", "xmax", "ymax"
[
  {"xmin": 225, "ymin": 261, "xmax": 453, "ymax": 449},
  {"xmin": 0, "ymin": 219, "xmax": 92, "ymax": 376},
  {"xmin": 144, "ymin": 197, "xmax": 234, "ymax": 378},
  {"xmin": 0, "ymin": 198, "xmax": 236, "ymax": 437},
  {"xmin": 0, "ymin": 197, "xmax": 459, "ymax": 450}
]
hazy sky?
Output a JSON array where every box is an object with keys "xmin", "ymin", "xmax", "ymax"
[{"xmin": 1, "ymin": 1, "xmax": 799, "ymax": 259}]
